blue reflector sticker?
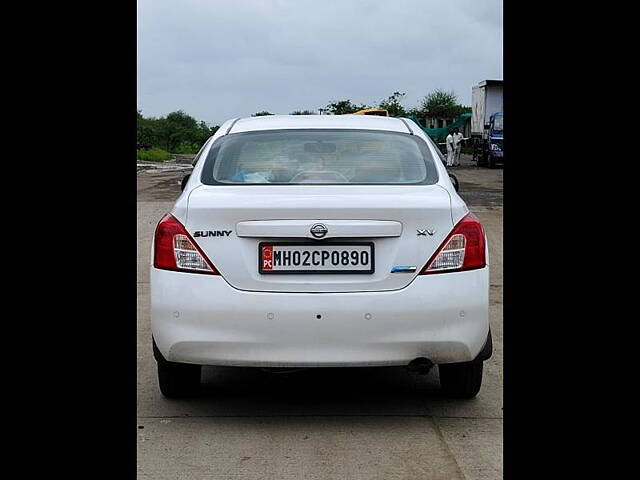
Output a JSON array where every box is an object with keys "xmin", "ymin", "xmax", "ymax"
[{"xmin": 390, "ymin": 265, "xmax": 417, "ymax": 273}]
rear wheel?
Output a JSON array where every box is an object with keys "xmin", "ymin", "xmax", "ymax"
[
  {"xmin": 488, "ymin": 156, "xmax": 496, "ymax": 169},
  {"xmin": 473, "ymin": 139, "xmax": 487, "ymax": 167},
  {"xmin": 472, "ymin": 140, "xmax": 481, "ymax": 165},
  {"xmin": 157, "ymin": 361, "xmax": 202, "ymax": 398},
  {"xmin": 439, "ymin": 361, "xmax": 483, "ymax": 398},
  {"xmin": 154, "ymin": 339, "xmax": 201, "ymax": 398}
]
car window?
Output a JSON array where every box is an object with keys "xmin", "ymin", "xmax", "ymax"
[
  {"xmin": 201, "ymin": 129, "xmax": 438, "ymax": 185},
  {"xmin": 493, "ymin": 114, "xmax": 503, "ymax": 132}
]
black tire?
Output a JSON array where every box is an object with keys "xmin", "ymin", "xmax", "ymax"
[
  {"xmin": 448, "ymin": 173, "xmax": 459, "ymax": 192},
  {"xmin": 157, "ymin": 360, "xmax": 202, "ymax": 398},
  {"xmin": 439, "ymin": 361, "xmax": 483, "ymax": 398},
  {"xmin": 488, "ymin": 156, "xmax": 496, "ymax": 169},
  {"xmin": 477, "ymin": 149, "xmax": 487, "ymax": 167},
  {"xmin": 153, "ymin": 339, "xmax": 201, "ymax": 398}
]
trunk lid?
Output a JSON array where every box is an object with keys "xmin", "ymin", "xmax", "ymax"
[{"xmin": 185, "ymin": 185, "xmax": 453, "ymax": 292}]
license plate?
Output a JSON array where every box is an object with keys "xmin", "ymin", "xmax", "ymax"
[{"xmin": 259, "ymin": 242, "xmax": 374, "ymax": 274}]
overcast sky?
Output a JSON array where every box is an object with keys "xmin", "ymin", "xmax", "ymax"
[{"xmin": 137, "ymin": 0, "xmax": 502, "ymax": 125}]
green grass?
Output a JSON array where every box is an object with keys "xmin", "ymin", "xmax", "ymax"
[
  {"xmin": 172, "ymin": 141, "xmax": 200, "ymax": 154},
  {"xmin": 137, "ymin": 148, "xmax": 172, "ymax": 162}
]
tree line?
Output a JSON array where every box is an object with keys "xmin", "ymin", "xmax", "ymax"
[
  {"xmin": 253, "ymin": 90, "xmax": 470, "ymax": 121},
  {"xmin": 137, "ymin": 110, "xmax": 218, "ymax": 153},
  {"xmin": 137, "ymin": 89, "xmax": 470, "ymax": 160}
]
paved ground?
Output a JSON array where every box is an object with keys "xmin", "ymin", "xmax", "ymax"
[{"xmin": 137, "ymin": 154, "xmax": 503, "ymax": 479}]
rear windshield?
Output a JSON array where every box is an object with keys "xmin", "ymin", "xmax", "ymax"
[{"xmin": 200, "ymin": 129, "xmax": 439, "ymax": 185}]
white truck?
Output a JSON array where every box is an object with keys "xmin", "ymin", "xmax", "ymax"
[{"xmin": 471, "ymin": 80, "xmax": 503, "ymax": 168}]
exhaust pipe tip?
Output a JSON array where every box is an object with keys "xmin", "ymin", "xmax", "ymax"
[{"xmin": 407, "ymin": 357, "xmax": 434, "ymax": 375}]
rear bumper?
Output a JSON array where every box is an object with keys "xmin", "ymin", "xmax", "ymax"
[{"xmin": 150, "ymin": 267, "xmax": 489, "ymax": 367}]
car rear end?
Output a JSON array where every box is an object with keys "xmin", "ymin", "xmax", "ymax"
[{"xmin": 150, "ymin": 115, "xmax": 491, "ymax": 397}]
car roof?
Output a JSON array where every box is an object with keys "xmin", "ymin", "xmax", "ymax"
[{"xmin": 228, "ymin": 114, "xmax": 411, "ymax": 134}]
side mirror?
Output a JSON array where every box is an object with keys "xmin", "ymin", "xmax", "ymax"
[
  {"xmin": 448, "ymin": 173, "xmax": 459, "ymax": 192},
  {"xmin": 180, "ymin": 174, "xmax": 191, "ymax": 191}
]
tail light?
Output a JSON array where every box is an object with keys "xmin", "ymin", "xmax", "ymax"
[
  {"xmin": 153, "ymin": 214, "xmax": 218, "ymax": 274},
  {"xmin": 420, "ymin": 213, "xmax": 486, "ymax": 274}
]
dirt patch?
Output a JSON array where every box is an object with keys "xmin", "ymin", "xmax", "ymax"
[
  {"xmin": 458, "ymin": 182, "xmax": 503, "ymax": 207},
  {"xmin": 137, "ymin": 170, "xmax": 185, "ymax": 201}
]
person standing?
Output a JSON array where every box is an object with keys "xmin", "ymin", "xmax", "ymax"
[
  {"xmin": 445, "ymin": 130, "xmax": 455, "ymax": 167},
  {"xmin": 452, "ymin": 127, "xmax": 468, "ymax": 166}
]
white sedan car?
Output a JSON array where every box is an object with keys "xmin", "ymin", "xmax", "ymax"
[{"xmin": 151, "ymin": 114, "xmax": 491, "ymax": 398}]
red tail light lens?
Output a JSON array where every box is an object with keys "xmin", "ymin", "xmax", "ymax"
[
  {"xmin": 420, "ymin": 213, "xmax": 486, "ymax": 274},
  {"xmin": 153, "ymin": 214, "xmax": 218, "ymax": 274}
]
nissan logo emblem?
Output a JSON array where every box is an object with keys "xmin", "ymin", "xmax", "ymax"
[{"xmin": 310, "ymin": 223, "xmax": 328, "ymax": 239}]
